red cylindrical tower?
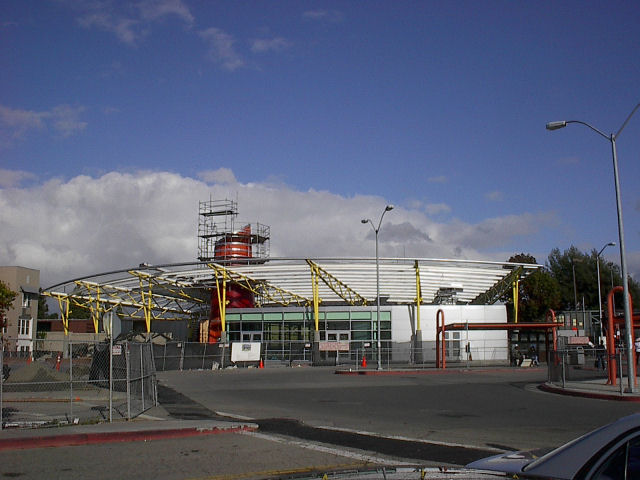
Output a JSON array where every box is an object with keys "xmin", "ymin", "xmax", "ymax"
[{"xmin": 208, "ymin": 225, "xmax": 255, "ymax": 343}]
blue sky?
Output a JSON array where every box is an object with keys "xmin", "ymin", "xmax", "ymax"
[{"xmin": 1, "ymin": 1, "xmax": 640, "ymax": 287}]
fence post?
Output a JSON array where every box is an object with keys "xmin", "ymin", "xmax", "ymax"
[
  {"xmin": 561, "ymin": 351, "xmax": 566, "ymax": 388},
  {"xmin": 179, "ymin": 343, "xmax": 184, "ymax": 371},
  {"xmin": 109, "ymin": 333, "xmax": 113, "ymax": 423},
  {"xmin": 162, "ymin": 343, "xmax": 166, "ymax": 372},
  {"xmin": 68, "ymin": 340, "xmax": 73, "ymax": 420},
  {"xmin": 140, "ymin": 343, "xmax": 145, "ymax": 412},
  {"xmin": 126, "ymin": 341, "xmax": 131, "ymax": 420},
  {"xmin": 619, "ymin": 349, "xmax": 624, "ymax": 395},
  {"xmin": 1, "ymin": 342, "xmax": 4, "ymax": 431}
]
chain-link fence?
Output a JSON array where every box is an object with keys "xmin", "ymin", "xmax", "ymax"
[
  {"xmin": 0, "ymin": 339, "xmax": 157, "ymax": 428},
  {"xmin": 152, "ymin": 340, "xmax": 514, "ymax": 370},
  {"xmin": 547, "ymin": 347, "xmax": 617, "ymax": 389}
]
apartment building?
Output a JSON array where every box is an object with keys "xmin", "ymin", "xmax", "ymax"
[{"xmin": 0, "ymin": 266, "xmax": 39, "ymax": 353}]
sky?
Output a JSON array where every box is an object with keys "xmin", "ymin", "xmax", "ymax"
[{"xmin": 1, "ymin": 0, "xmax": 640, "ymax": 289}]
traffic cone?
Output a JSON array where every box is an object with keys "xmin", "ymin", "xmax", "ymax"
[
  {"xmin": 361, "ymin": 356, "xmax": 367, "ymax": 368},
  {"xmin": 259, "ymin": 358, "xmax": 264, "ymax": 369}
]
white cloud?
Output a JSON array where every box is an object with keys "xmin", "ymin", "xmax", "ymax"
[
  {"xmin": 0, "ymin": 169, "xmax": 37, "ymax": 188},
  {"xmin": 199, "ymin": 28, "xmax": 244, "ymax": 71},
  {"xmin": 198, "ymin": 168, "xmax": 237, "ymax": 185},
  {"xmin": 302, "ymin": 10, "xmax": 345, "ymax": 23},
  {"xmin": 50, "ymin": 105, "xmax": 88, "ymax": 137},
  {"xmin": 77, "ymin": 11, "xmax": 141, "ymax": 46},
  {"xmin": 425, "ymin": 203, "xmax": 451, "ymax": 215},
  {"xmin": 0, "ymin": 170, "xmax": 567, "ymax": 288},
  {"xmin": 485, "ymin": 190, "xmax": 504, "ymax": 202},
  {"xmin": 0, "ymin": 104, "xmax": 87, "ymax": 143},
  {"xmin": 251, "ymin": 37, "xmax": 291, "ymax": 53},
  {"xmin": 428, "ymin": 175, "xmax": 447, "ymax": 184},
  {"xmin": 0, "ymin": 105, "xmax": 47, "ymax": 139},
  {"xmin": 69, "ymin": 0, "xmax": 193, "ymax": 45},
  {"xmin": 137, "ymin": 0, "xmax": 194, "ymax": 25}
]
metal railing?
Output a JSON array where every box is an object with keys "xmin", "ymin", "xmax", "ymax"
[
  {"xmin": 547, "ymin": 347, "xmax": 621, "ymax": 391},
  {"xmin": 0, "ymin": 339, "xmax": 157, "ymax": 428}
]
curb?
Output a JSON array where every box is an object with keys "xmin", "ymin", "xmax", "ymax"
[
  {"xmin": 538, "ymin": 383, "xmax": 640, "ymax": 402},
  {"xmin": 335, "ymin": 367, "xmax": 543, "ymax": 376},
  {"xmin": 0, "ymin": 424, "xmax": 258, "ymax": 451}
]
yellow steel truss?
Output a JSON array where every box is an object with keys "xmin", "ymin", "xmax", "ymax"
[
  {"xmin": 305, "ymin": 260, "xmax": 368, "ymax": 306},
  {"xmin": 207, "ymin": 264, "xmax": 311, "ymax": 308},
  {"xmin": 414, "ymin": 261, "xmax": 423, "ymax": 332}
]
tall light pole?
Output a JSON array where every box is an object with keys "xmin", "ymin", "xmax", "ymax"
[
  {"xmin": 362, "ymin": 204, "xmax": 394, "ymax": 370},
  {"xmin": 571, "ymin": 258, "xmax": 579, "ymax": 310},
  {"xmin": 547, "ymin": 102, "xmax": 639, "ymax": 392},
  {"xmin": 596, "ymin": 242, "xmax": 616, "ymax": 340}
]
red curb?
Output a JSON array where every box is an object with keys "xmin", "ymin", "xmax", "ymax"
[
  {"xmin": 538, "ymin": 383, "xmax": 640, "ymax": 402},
  {"xmin": 0, "ymin": 425, "xmax": 257, "ymax": 451},
  {"xmin": 335, "ymin": 367, "xmax": 540, "ymax": 376}
]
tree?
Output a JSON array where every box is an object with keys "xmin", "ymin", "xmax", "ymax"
[
  {"xmin": 506, "ymin": 254, "xmax": 561, "ymax": 322},
  {"xmin": 0, "ymin": 281, "xmax": 17, "ymax": 331},
  {"xmin": 68, "ymin": 302, "xmax": 91, "ymax": 319},
  {"xmin": 547, "ymin": 245, "xmax": 640, "ymax": 311},
  {"xmin": 37, "ymin": 289, "xmax": 58, "ymax": 319}
]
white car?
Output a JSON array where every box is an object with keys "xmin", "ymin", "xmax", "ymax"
[{"xmin": 467, "ymin": 413, "xmax": 640, "ymax": 479}]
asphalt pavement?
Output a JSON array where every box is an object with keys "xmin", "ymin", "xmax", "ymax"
[{"xmin": 1, "ymin": 365, "xmax": 639, "ymax": 480}]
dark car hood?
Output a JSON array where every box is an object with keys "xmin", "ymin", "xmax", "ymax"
[{"xmin": 466, "ymin": 449, "xmax": 551, "ymax": 475}]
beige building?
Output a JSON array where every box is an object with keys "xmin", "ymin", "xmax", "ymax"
[{"xmin": 0, "ymin": 266, "xmax": 39, "ymax": 353}]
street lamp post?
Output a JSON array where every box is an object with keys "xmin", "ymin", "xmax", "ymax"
[
  {"xmin": 362, "ymin": 205, "xmax": 394, "ymax": 370},
  {"xmin": 596, "ymin": 242, "xmax": 616, "ymax": 340},
  {"xmin": 547, "ymin": 102, "xmax": 640, "ymax": 392},
  {"xmin": 571, "ymin": 258, "xmax": 579, "ymax": 310}
]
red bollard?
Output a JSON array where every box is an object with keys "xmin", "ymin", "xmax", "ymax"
[{"xmin": 56, "ymin": 354, "xmax": 61, "ymax": 371}]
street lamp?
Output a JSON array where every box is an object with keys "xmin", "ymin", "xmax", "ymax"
[
  {"xmin": 596, "ymin": 242, "xmax": 616, "ymax": 340},
  {"xmin": 546, "ymin": 102, "xmax": 639, "ymax": 392},
  {"xmin": 362, "ymin": 204, "xmax": 394, "ymax": 370}
]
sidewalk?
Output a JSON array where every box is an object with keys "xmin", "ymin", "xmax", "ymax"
[
  {"xmin": 0, "ymin": 404, "xmax": 258, "ymax": 451},
  {"xmin": 336, "ymin": 365, "xmax": 640, "ymax": 401},
  {"xmin": 540, "ymin": 378, "xmax": 640, "ymax": 402}
]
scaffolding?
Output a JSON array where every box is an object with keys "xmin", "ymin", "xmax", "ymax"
[{"xmin": 197, "ymin": 199, "xmax": 270, "ymax": 263}]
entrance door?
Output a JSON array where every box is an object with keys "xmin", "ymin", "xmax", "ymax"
[
  {"xmin": 242, "ymin": 332, "xmax": 262, "ymax": 342},
  {"xmin": 326, "ymin": 331, "xmax": 350, "ymax": 361}
]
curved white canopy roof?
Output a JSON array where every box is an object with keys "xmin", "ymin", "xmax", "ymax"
[{"xmin": 45, "ymin": 257, "xmax": 541, "ymax": 320}]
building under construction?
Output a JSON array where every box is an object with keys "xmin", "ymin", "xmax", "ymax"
[{"xmin": 43, "ymin": 199, "xmax": 546, "ymax": 366}]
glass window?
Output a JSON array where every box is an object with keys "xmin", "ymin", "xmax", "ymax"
[
  {"xmin": 264, "ymin": 313, "xmax": 282, "ymax": 321},
  {"xmin": 351, "ymin": 311, "xmax": 371, "ymax": 320},
  {"xmin": 226, "ymin": 313, "xmax": 241, "ymax": 321},
  {"xmin": 326, "ymin": 312, "xmax": 349, "ymax": 320},
  {"xmin": 284, "ymin": 312, "xmax": 304, "ymax": 321},
  {"xmin": 352, "ymin": 321, "xmax": 371, "ymax": 331},
  {"xmin": 381, "ymin": 321, "xmax": 391, "ymax": 330},
  {"xmin": 352, "ymin": 330, "xmax": 371, "ymax": 341},
  {"xmin": 242, "ymin": 313, "xmax": 262, "ymax": 321},
  {"xmin": 327, "ymin": 321, "xmax": 349, "ymax": 330},
  {"xmin": 242, "ymin": 321, "xmax": 262, "ymax": 331},
  {"xmin": 592, "ymin": 443, "xmax": 626, "ymax": 479}
]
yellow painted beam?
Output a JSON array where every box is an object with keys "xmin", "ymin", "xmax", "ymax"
[{"xmin": 414, "ymin": 261, "xmax": 422, "ymax": 331}]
